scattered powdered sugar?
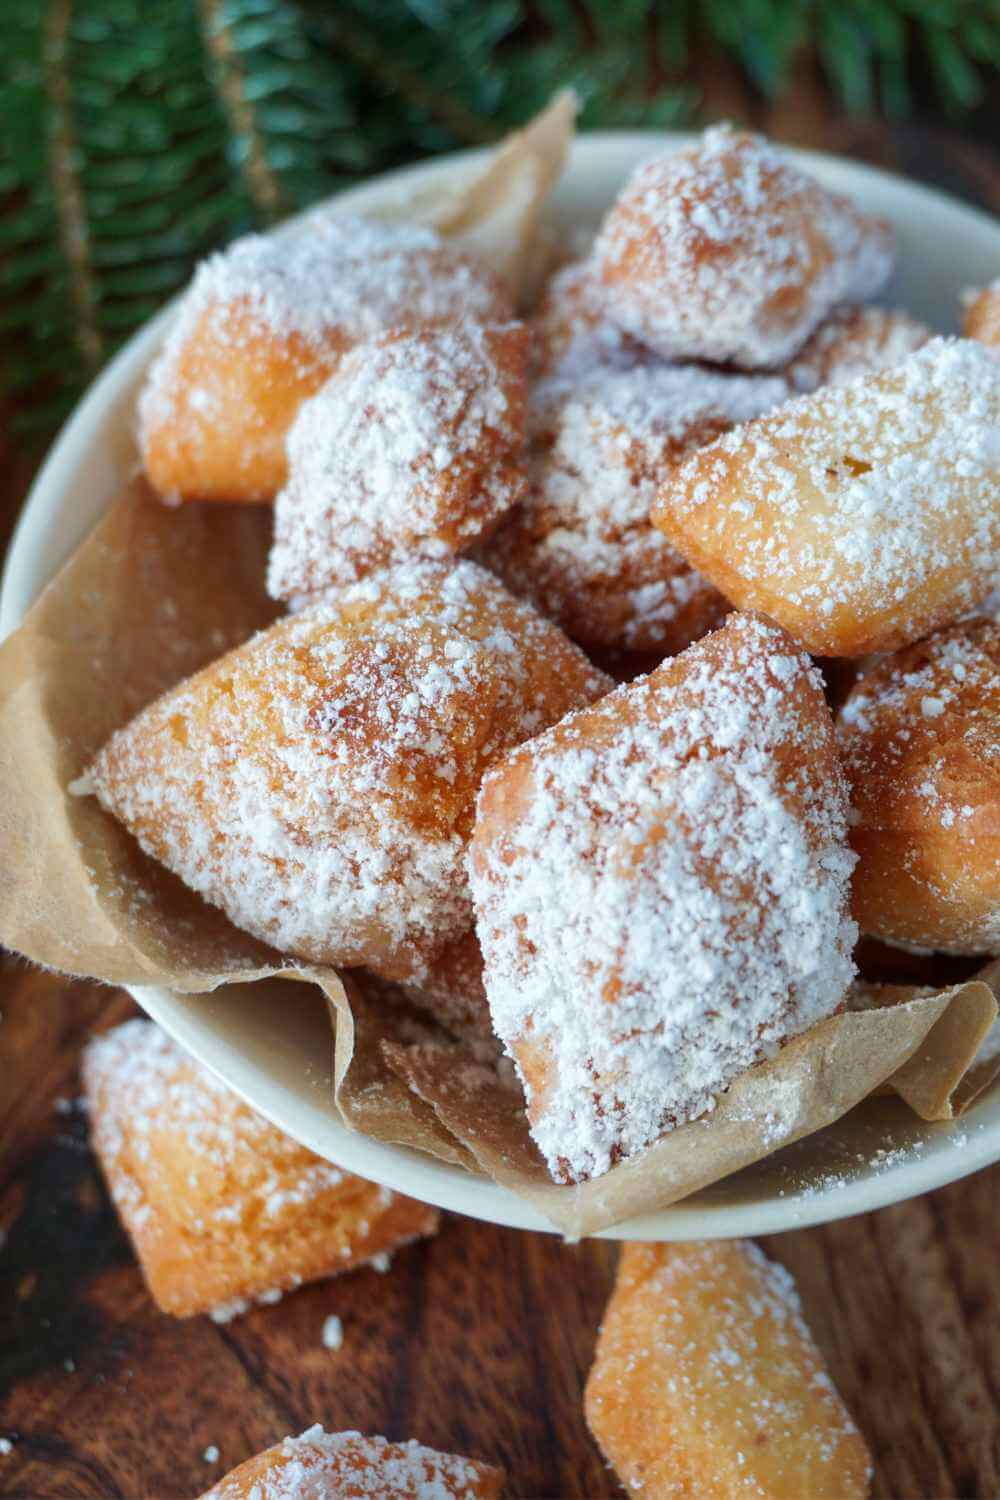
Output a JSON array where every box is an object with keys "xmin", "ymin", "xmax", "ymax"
[
  {"xmin": 0, "ymin": 1439, "xmax": 13, "ymax": 1457},
  {"xmin": 204, "ymin": 1446, "xmax": 221, "ymax": 1464},
  {"xmin": 787, "ymin": 305, "xmax": 932, "ymax": 392},
  {"xmin": 203, "ymin": 1426, "xmax": 498, "ymax": 1499},
  {"xmin": 86, "ymin": 559, "xmax": 608, "ymax": 978},
  {"xmin": 470, "ymin": 613, "xmax": 857, "ymax": 1182},
  {"xmin": 658, "ymin": 338, "xmax": 1000, "ymax": 651},
  {"xmin": 321, "ymin": 1314, "xmax": 344, "ymax": 1351},
  {"xmin": 593, "ymin": 124, "xmax": 893, "ymax": 368},
  {"xmin": 485, "ymin": 360, "xmax": 788, "ymax": 653},
  {"xmin": 269, "ymin": 321, "xmax": 528, "ymax": 603},
  {"xmin": 139, "ymin": 215, "xmax": 506, "ymax": 438}
]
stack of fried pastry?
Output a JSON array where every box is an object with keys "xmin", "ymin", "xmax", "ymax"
[{"xmin": 75, "ymin": 121, "xmax": 1000, "ymax": 1194}]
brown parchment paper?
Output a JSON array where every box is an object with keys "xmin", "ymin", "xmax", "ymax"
[
  {"xmin": 0, "ymin": 99, "xmax": 996, "ymax": 1237},
  {"xmin": 381, "ymin": 980, "xmax": 996, "ymax": 1238}
]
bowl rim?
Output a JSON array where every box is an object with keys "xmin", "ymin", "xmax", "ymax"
[{"xmin": 3, "ymin": 129, "xmax": 999, "ymax": 1240}]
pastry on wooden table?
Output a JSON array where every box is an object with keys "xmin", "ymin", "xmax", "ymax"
[
  {"xmin": 199, "ymin": 1426, "xmax": 504, "ymax": 1499},
  {"xmin": 787, "ymin": 305, "xmax": 932, "ymax": 391},
  {"xmin": 139, "ymin": 217, "xmax": 509, "ymax": 504},
  {"xmin": 838, "ymin": 618, "xmax": 1000, "ymax": 955},
  {"xmin": 652, "ymin": 339, "xmax": 1000, "ymax": 656},
  {"xmin": 585, "ymin": 1240, "xmax": 871, "ymax": 1499},
  {"xmin": 963, "ymin": 278, "xmax": 1000, "ymax": 351},
  {"xmin": 268, "ymin": 320, "xmax": 530, "ymax": 605},
  {"xmin": 82, "ymin": 1020, "xmax": 438, "ymax": 1319},
  {"xmin": 80, "ymin": 558, "xmax": 609, "ymax": 989},
  {"xmin": 469, "ymin": 612, "xmax": 857, "ymax": 1184},
  {"xmin": 593, "ymin": 125, "xmax": 893, "ymax": 368},
  {"xmin": 483, "ymin": 360, "xmax": 787, "ymax": 658}
]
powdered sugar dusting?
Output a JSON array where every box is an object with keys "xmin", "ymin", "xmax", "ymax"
[
  {"xmin": 587, "ymin": 1241, "xmax": 869, "ymax": 1497},
  {"xmin": 139, "ymin": 216, "xmax": 507, "ymax": 438},
  {"xmin": 788, "ymin": 305, "xmax": 932, "ymax": 392},
  {"xmin": 86, "ymin": 560, "xmax": 608, "ymax": 979},
  {"xmin": 594, "ymin": 125, "xmax": 893, "ymax": 368},
  {"xmin": 486, "ymin": 360, "xmax": 788, "ymax": 654},
  {"xmin": 268, "ymin": 321, "xmax": 529, "ymax": 603},
  {"xmin": 838, "ymin": 619, "xmax": 1000, "ymax": 953},
  {"xmin": 656, "ymin": 338, "xmax": 1000, "ymax": 654},
  {"xmin": 470, "ymin": 612, "xmax": 856, "ymax": 1182},
  {"xmin": 203, "ymin": 1425, "xmax": 500, "ymax": 1499}
]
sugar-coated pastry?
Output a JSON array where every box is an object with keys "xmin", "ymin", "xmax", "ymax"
[
  {"xmin": 963, "ymin": 278, "xmax": 1000, "ymax": 351},
  {"xmin": 268, "ymin": 321, "xmax": 530, "ymax": 605},
  {"xmin": 469, "ymin": 612, "xmax": 857, "ymax": 1183},
  {"xmin": 653, "ymin": 339, "xmax": 1000, "ymax": 657},
  {"xmin": 83, "ymin": 1020, "xmax": 438, "ymax": 1318},
  {"xmin": 787, "ymin": 305, "xmax": 932, "ymax": 392},
  {"xmin": 593, "ymin": 125, "xmax": 893, "ymax": 368},
  {"xmin": 838, "ymin": 619, "xmax": 1000, "ymax": 955},
  {"xmin": 585, "ymin": 1241, "xmax": 871, "ymax": 1500},
  {"xmin": 532, "ymin": 257, "xmax": 645, "ymax": 376},
  {"xmin": 82, "ymin": 559, "xmax": 609, "ymax": 984},
  {"xmin": 200, "ymin": 1426, "xmax": 504, "ymax": 1500},
  {"xmin": 139, "ymin": 217, "xmax": 509, "ymax": 504},
  {"xmin": 484, "ymin": 362, "xmax": 787, "ymax": 657}
]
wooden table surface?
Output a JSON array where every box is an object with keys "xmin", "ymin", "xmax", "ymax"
[{"xmin": 2, "ymin": 76, "xmax": 1000, "ymax": 1500}]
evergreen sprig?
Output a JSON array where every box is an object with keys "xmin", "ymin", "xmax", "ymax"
[{"xmin": 1, "ymin": 0, "xmax": 997, "ymax": 441}]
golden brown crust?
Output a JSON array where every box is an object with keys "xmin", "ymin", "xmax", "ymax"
[
  {"xmin": 652, "ymin": 340, "xmax": 1000, "ymax": 656},
  {"xmin": 469, "ymin": 613, "xmax": 857, "ymax": 1183},
  {"xmin": 593, "ymin": 127, "xmax": 892, "ymax": 369},
  {"xmin": 200, "ymin": 1427, "xmax": 505, "ymax": 1500},
  {"xmin": 838, "ymin": 618, "xmax": 1000, "ymax": 954},
  {"xmin": 138, "ymin": 223, "xmax": 510, "ymax": 505},
  {"xmin": 268, "ymin": 320, "xmax": 531, "ymax": 601},
  {"xmin": 483, "ymin": 362, "xmax": 785, "ymax": 657},
  {"xmin": 584, "ymin": 1241, "xmax": 871, "ymax": 1500},
  {"xmin": 141, "ymin": 301, "xmax": 348, "ymax": 503},
  {"xmin": 87, "ymin": 559, "xmax": 610, "ymax": 979},
  {"xmin": 82, "ymin": 1020, "xmax": 438, "ymax": 1318}
]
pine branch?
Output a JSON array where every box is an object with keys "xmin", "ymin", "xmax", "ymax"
[{"xmin": 0, "ymin": 0, "xmax": 997, "ymax": 445}]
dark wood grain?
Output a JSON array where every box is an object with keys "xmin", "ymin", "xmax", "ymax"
[{"xmin": 1, "ymin": 81, "xmax": 999, "ymax": 1500}]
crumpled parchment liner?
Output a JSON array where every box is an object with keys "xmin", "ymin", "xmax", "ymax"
[
  {"xmin": 0, "ymin": 97, "xmax": 996, "ymax": 1237},
  {"xmin": 380, "ymin": 980, "xmax": 996, "ymax": 1238}
]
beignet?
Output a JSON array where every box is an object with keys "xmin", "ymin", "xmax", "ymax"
[
  {"xmin": 200, "ymin": 1426, "xmax": 504, "ymax": 1500},
  {"xmin": 788, "ymin": 305, "xmax": 932, "ymax": 391},
  {"xmin": 139, "ymin": 217, "xmax": 509, "ymax": 504},
  {"xmin": 268, "ymin": 321, "xmax": 530, "ymax": 604},
  {"xmin": 838, "ymin": 619, "xmax": 1000, "ymax": 955},
  {"xmin": 82, "ymin": 559, "xmax": 609, "ymax": 982},
  {"xmin": 484, "ymin": 361, "xmax": 787, "ymax": 657},
  {"xmin": 593, "ymin": 125, "xmax": 893, "ymax": 368},
  {"xmin": 468, "ymin": 612, "xmax": 857, "ymax": 1183},
  {"xmin": 83, "ymin": 1020, "xmax": 438, "ymax": 1318},
  {"xmin": 585, "ymin": 1241, "xmax": 871, "ymax": 1500},
  {"xmin": 652, "ymin": 338, "xmax": 1000, "ymax": 656}
]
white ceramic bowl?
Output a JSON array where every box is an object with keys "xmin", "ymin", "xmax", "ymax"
[{"xmin": 4, "ymin": 134, "xmax": 1000, "ymax": 1240}]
